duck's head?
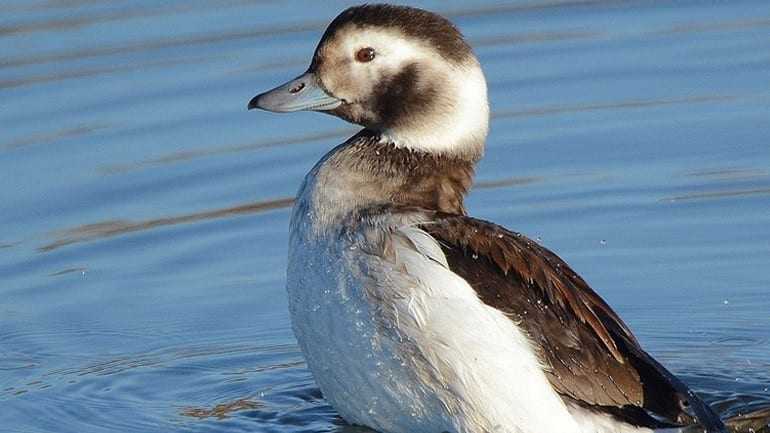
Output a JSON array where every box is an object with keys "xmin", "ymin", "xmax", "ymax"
[{"xmin": 249, "ymin": 4, "xmax": 489, "ymax": 158}]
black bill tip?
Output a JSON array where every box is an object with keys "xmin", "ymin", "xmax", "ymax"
[{"xmin": 247, "ymin": 94, "xmax": 261, "ymax": 110}]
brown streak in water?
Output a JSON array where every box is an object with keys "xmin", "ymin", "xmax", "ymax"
[
  {"xmin": 661, "ymin": 188, "xmax": 770, "ymax": 203},
  {"xmin": 0, "ymin": 20, "xmax": 326, "ymax": 70},
  {"xmin": 662, "ymin": 18, "xmax": 770, "ymax": 35},
  {"xmin": 444, "ymin": 0, "xmax": 624, "ymax": 18},
  {"xmin": 48, "ymin": 267, "xmax": 88, "ymax": 277},
  {"xmin": 100, "ymin": 129, "xmax": 355, "ymax": 175},
  {"xmin": 0, "ymin": 55, "xmax": 304, "ymax": 91},
  {"xmin": 685, "ymin": 168, "xmax": 768, "ymax": 180},
  {"xmin": 220, "ymin": 360, "xmax": 306, "ymax": 375},
  {"xmin": 0, "ymin": 58, "xmax": 305, "ymax": 125},
  {"xmin": 229, "ymin": 58, "xmax": 307, "ymax": 75},
  {"xmin": 0, "ymin": 0, "xmax": 262, "ymax": 35},
  {"xmin": 475, "ymin": 176, "xmax": 542, "ymax": 190},
  {"xmin": 39, "ymin": 197, "xmax": 295, "ymax": 252},
  {"xmin": 181, "ymin": 398, "xmax": 262, "ymax": 420},
  {"xmin": 493, "ymin": 94, "xmax": 739, "ymax": 119},
  {"xmin": 2, "ymin": 125, "xmax": 107, "ymax": 150},
  {"xmin": 473, "ymin": 29, "xmax": 599, "ymax": 47},
  {"xmin": 0, "ymin": 55, "xmax": 221, "ymax": 90},
  {"xmin": 3, "ymin": 0, "xmax": 122, "ymax": 13}
]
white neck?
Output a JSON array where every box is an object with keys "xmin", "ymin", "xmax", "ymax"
[{"xmin": 380, "ymin": 59, "xmax": 489, "ymax": 157}]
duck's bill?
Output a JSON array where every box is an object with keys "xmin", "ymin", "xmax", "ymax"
[{"xmin": 248, "ymin": 72, "xmax": 342, "ymax": 113}]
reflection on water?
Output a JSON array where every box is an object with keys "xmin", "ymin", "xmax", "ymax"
[
  {"xmin": 661, "ymin": 187, "xmax": 770, "ymax": 203},
  {"xmin": 686, "ymin": 168, "xmax": 768, "ymax": 180},
  {"xmin": 182, "ymin": 398, "xmax": 262, "ymax": 420},
  {"xmin": 41, "ymin": 197, "xmax": 294, "ymax": 252},
  {"xmin": 2, "ymin": 1, "xmax": 770, "ymax": 433},
  {"xmin": 2, "ymin": 124, "xmax": 108, "ymax": 151},
  {"xmin": 47, "ymin": 266, "xmax": 88, "ymax": 277},
  {"xmin": 494, "ymin": 94, "xmax": 742, "ymax": 119}
]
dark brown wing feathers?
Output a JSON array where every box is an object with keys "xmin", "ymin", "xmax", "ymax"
[
  {"xmin": 421, "ymin": 214, "xmax": 725, "ymax": 430},
  {"xmin": 423, "ymin": 215, "xmax": 634, "ymax": 362}
]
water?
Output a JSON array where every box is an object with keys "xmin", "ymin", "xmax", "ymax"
[{"xmin": 2, "ymin": 1, "xmax": 769, "ymax": 432}]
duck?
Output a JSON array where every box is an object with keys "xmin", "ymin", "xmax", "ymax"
[{"xmin": 248, "ymin": 4, "xmax": 728, "ymax": 433}]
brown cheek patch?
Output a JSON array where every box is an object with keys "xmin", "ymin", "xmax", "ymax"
[{"xmin": 374, "ymin": 63, "xmax": 438, "ymax": 128}]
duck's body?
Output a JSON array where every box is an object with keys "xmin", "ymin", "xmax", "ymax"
[
  {"xmin": 285, "ymin": 131, "xmax": 714, "ymax": 433},
  {"xmin": 250, "ymin": 5, "xmax": 727, "ymax": 433},
  {"xmin": 288, "ymin": 134, "xmax": 581, "ymax": 433}
]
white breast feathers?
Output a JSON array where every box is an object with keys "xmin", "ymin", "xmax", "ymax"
[{"xmin": 287, "ymin": 207, "xmax": 586, "ymax": 433}]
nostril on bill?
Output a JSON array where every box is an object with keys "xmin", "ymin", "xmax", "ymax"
[{"xmin": 289, "ymin": 82, "xmax": 306, "ymax": 94}]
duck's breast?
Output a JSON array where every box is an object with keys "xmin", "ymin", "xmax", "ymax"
[{"xmin": 287, "ymin": 195, "xmax": 587, "ymax": 433}]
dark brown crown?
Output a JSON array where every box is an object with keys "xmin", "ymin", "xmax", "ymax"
[{"xmin": 317, "ymin": 4, "xmax": 473, "ymax": 64}]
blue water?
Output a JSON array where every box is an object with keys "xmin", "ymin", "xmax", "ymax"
[{"xmin": 2, "ymin": 1, "xmax": 769, "ymax": 432}]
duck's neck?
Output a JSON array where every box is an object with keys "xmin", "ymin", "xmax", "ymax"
[{"xmin": 296, "ymin": 130, "xmax": 478, "ymax": 235}]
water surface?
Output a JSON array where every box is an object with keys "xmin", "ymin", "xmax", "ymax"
[{"xmin": 2, "ymin": 1, "xmax": 770, "ymax": 432}]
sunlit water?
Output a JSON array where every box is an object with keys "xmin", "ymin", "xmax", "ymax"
[{"xmin": 2, "ymin": 1, "xmax": 770, "ymax": 432}]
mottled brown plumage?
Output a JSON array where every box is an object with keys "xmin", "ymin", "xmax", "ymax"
[{"xmin": 329, "ymin": 130, "xmax": 477, "ymax": 215}]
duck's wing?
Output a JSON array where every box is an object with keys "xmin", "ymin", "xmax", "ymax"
[{"xmin": 421, "ymin": 214, "xmax": 725, "ymax": 431}]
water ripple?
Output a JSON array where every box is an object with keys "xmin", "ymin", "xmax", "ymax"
[
  {"xmin": 661, "ymin": 187, "xmax": 770, "ymax": 203},
  {"xmin": 40, "ymin": 197, "xmax": 294, "ymax": 252}
]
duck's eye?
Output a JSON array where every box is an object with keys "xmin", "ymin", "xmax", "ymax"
[{"xmin": 355, "ymin": 47, "xmax": 376, "ymax": 63}]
